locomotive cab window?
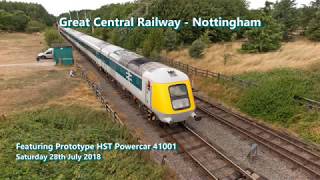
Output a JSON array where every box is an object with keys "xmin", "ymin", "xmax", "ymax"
[{"xmin": 169, "ymin": 84, "xmax": 190, "ymax": 110}]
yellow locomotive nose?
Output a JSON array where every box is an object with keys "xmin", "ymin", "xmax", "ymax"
[{"xmin": 151, "ymin": 80, "xmax": 195, "ymax": 115}]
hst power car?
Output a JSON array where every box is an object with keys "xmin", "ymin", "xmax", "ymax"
[{"xmin": 59, "ymin": 27, "xmax": 200, "ymax": 124}]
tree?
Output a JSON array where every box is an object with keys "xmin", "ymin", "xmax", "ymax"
[
  {"xmin": 189, "ymin": 39, "xmax": 206, "ymax": 58},
  {"xmin": 0, "ymin": 11, "xmax": 29, "ymax": 31},
  {"xmin": 199, "ymin": 30, "xmax": 211, "ymax": 46},
  {"xmin": 164, "ymin": 29, "xmax": 179, "ymax": 51},
  {"xmin": 25, "ymin": 20, "xmax": 45, "ymax": 32},
  {"xmin": 0, "ymin": 1, "xmax": 54, "ymax": 26},
  {"xmin": 110, "ymin": 29, "xmax": 121, "ymax": 45},
  {"xmin": 305, "ymin": 10, "xmax": 320, "ymax": 41},
  {"xmin": 264, "ymin": 1, "xmax": 274, "ymax": 14},
  {"xmin": 147, "ymin": 0, "xmax": 249, "ymax": 43},
  {"xmin": 142, "ymin": 29, "xmax": 164, "ymax": 57},
  {"xmin": 299, "ymin": 5, "xmax": 314, "ymax": 30},
  {"xmin": 242, "ymin": 14, "xmax": 283, "ymax": 52},
  {"xmin": 272, "ymin": 0, "xmax": 298, "ymax": 40},
  {"xmin": 123, "ymin": 29, "xmax": 147, "ymax": 51},
  {"xmin": 44, "ymin": 28, "xmax": 64, "ymax": 46},
  {"xmin": 311, "ymin": 0, "xmax": 320, "ymax": 8},
  {"xmin": 11, "ymin": 12, "xmax": 29, "ymax": 31}
]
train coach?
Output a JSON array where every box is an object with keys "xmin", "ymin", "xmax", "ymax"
[{"xmin": 59, "ymin": 27, "xmax": 200, "ymax": 124}]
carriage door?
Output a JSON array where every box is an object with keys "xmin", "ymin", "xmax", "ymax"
[{"xmin": 145, "ymin": 81, "xmax": 152, "ymax": 108}]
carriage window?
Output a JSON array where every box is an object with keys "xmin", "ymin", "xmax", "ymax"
[{"xmin": 169, "ymin": 84, "xmax": 190, "ymax": 110}]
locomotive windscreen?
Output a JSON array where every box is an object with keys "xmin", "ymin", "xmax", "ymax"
[{"xmin": 169, "ymin": 84, "xmax": 190, "ymax": 110}]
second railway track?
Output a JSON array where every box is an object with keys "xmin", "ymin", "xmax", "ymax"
[
  {"xmin": 161, "ymin": 124, "xmax": 258, "ymax": 180},
  {"xmin": 194, "ymin": 95, "xmax": 320, "ymax": 178},
  {"xmin": 73, "ymin": 51, "xmax": 259, "ymax": 180}
]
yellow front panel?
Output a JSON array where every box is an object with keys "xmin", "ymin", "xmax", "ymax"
[{"xmin": 152, "ymin": 81, "xmax": 195, "ymax": 115}]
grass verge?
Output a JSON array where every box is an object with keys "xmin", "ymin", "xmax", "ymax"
[
  {"xmin": 0, "ymin": 105, "xmax": 165, "ymax": 179},
  {"xmin": 195, "ymin": 68, "xmax": 320, "ymax": 144}
]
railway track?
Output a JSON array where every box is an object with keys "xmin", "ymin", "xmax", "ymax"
[
  {"xmin": 194, "ymin": 95, "xmax": 320, "ymax": 178},
  {"xmin": 64, "ymin": 34, "xmax": 263, "ymax": 179},
  {"xmin": 86, "ymin": 63, "xmax": 261, "ymax": 179},
  {"xmin": 73, "ymin": 51, "xmax": 261, "ymax": 179},
  {"xmin": 161, "ymin": 124, "xmax": 258, "ymax": 180}
]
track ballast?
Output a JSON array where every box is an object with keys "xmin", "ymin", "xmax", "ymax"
[
  {"xmin": 194, "ymin": 95, "xmax": 320, "ymax": 178},
  {"xmin": 161, "ymin": 124, "xmax": 257, "ymax": 179}
]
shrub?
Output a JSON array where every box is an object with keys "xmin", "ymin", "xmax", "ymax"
[
  {"xmin": 141, "ymin": 29, "xmax": 164, "ymax": 57},
  {"xmin": 237, "ymin": 69, "xmax": 314, "ymax": 124},
  {"xmin": 25, "ymin": 20, "xmax": 45, "ymax": 33},
  {"xmin": 199, "ymin": 30, "xmax": 211, "ymax": 46},
  {"xmin": 306, "ymin": 11, "xmax": 320, "ymax": 41},
  {"xmin": 0, "ymin": 11, "xmax": 29, "ymax": 31},
  {"xmin": 44, "ymin": 28, "xmax": 64, "ymax": 46},
  {"xmin": 241, "ymin": 14, "xmax": 283, "ymax": 53},
  {"xmin": 189, "ymin": 39, "xmax": 206, "ymax": 58},
  {"xmin": 164, "ymin": 29, "xmax": 179, "ymax": 51},
  {"xmin": 110, "ymin": 29, "xmax": 121, "ymax": 45}
]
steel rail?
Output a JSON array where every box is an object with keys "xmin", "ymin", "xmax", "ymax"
[
  {"xmin": 166, "ymin": 128, "xmax": 219, "ymax": 179},
  {"xmin": 195, "ymin": 95, "xmax": 320, "ymax": 178},
  {"xmin": 195, "ymin": 95, "xmax": 320, "ymax": 158},
  {"xmin": 61, "ymin": 30, "xmax": 256, "ymax": 179},
  {"xmin": 183, "ymin": 124, "xmax": 254, "ymax": 179}
]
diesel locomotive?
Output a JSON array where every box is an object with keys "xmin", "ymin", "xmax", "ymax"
[{"xmin": 59, "ymin": 27, "xmax": 200, "ymax": 124}]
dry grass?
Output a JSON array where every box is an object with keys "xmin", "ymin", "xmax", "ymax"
[
  {"xmin": 312, "ymin": 126, "xmax": 320, "ymax": 137},
  {"xmin": 48, "ymin": 82, "xmax": 101, "ymax": 110},
  {"xmin": 0, "ymin": 32, "xmax": 46, "ymax": 64},
  {"xmin": 0, "ymin": 33, "xmax": 102, "ymax": 115},
  {"xmin": 165, "ymin": 38, "xmax": 320, "ymax": 75}
]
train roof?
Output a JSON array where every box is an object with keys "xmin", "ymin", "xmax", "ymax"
[{"xmin": 61, "ymin": 28, "xmax": 189, "ymax": 83}]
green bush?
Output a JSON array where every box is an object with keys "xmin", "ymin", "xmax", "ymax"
[
  {"xmin": 25, "ymin": 20, "xmax": 45, "ymax": 33},
  {"xmin": 164, "ymin": 29, "xmax": 179, "ymax": 51},
  {"xmin": 189, "ymin": 39, "xmax": 206, "ymax": 58},
  {"xmin": 0, "ymin": 11, "xmax": 29, "ymax": 31},
  {"xmin": 141, "ymin": 29, "xmax": 164, "ymax": 57},
  {"xmin": 0, "ymin": 105, "xmax": 165, "ymax": 179},
  {"xmin": 110, "ymin": 29, "xmax": 121, "ymax": 45},
  {"xmin": 44, "ymin": 28, "xmax": 64, "ymax": 46},
  {"xmin": 237, "ymin": 69, "xmax": 316, "ymax": 124},
  {"xmin": 306, "ymin": 11, "xmax": 320, "ymax": 41},
  {"xmin": 272, "ymin": 0, "xmax": 298, "ymax": 41},
  {"xmin": 241, "ymin": 14, "xmax": 283, "ymax": 53},
  {"xmin": 199, "ymin": 30, "xmax": 211, "ymax": 46}
]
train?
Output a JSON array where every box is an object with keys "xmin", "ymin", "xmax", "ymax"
[{"xmin": 59, "ymin": 27, "xmax": 200, "ymax": 124}]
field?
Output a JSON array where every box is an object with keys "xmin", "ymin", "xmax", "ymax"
[
  {"xmin": 0, "ymin": 33, "xmax": 166, "ymax": 179},
  {"xmin": 165, "ymin": 38, "xmax": 320, "ymax": 75},
  {"xmin": 0, "ymin": 32, "xmax": 105, "ymax": 114},
  {"xmin": 0, "ymin": 32, "xmax": 75, "ymax": 114}
]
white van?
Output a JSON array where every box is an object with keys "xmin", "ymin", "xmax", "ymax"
[{"xmin": 37, "ymin": 48, "xmax": 53, "ymax": 61}]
